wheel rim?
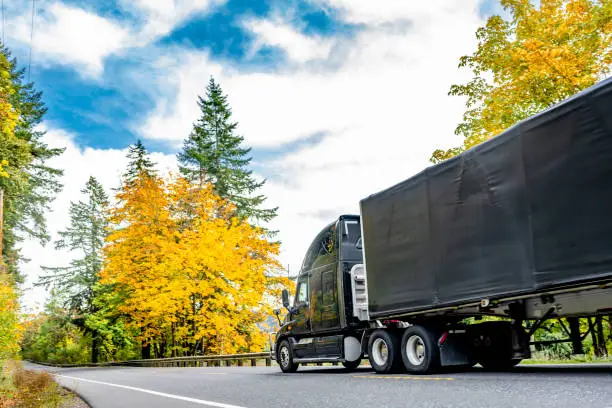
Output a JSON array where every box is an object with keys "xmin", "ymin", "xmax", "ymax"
[
  {"xmin": 280, "ymin": 346, "xmax": 290, "ymax": 368},
  {"xmin": 406, "ymin": 335, "xmax": 426, "ymax": 366},
  {"xmin": 371, "ymin": 338, "xmax": 389, "ymax": 366}
]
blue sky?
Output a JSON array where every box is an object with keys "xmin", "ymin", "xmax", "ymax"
[{"xmin": 4, "ymin": 0, "xmax": 504, "ymax": 309}]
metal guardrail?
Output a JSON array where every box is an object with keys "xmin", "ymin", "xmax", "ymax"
[
  {"xmin": 123, "ymin": 352, "xmax": 273, "ymax": 368},
  {"xmin": 27, "ymin": 352, "xmax": 274, "ymax": 369}
]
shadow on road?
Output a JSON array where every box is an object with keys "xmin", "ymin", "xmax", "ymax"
[
  {"xmin": 511, "ymin": 364, "xmax": 612, "ymax": 375},
  {"xmin": 267, "ymin": 364, "xmax": 612, "ymax": 376},
  {"xmin": 268, "ymin": 366, "xmax": 374, "ymax": 375}
]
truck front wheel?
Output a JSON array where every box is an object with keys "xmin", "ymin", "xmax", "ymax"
[
  {"xmin": 400, "ymin": 326, "xmax": 440, "ymax": 374},
  {"xmin": 367, "ymin": 330, "xmax": 403, "ymax": 373},
  {"xmin": 341, "ymin": 359, "xmax": 361, "ymax": 371},
  {"xmin": 277, "ymin": 340, "xmax": 299, "ymax": 373}
]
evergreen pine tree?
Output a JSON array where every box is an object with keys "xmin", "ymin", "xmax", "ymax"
[
  {"xmin": 123, "ymin": 139, "xmax": 156, "ymax": 186},
  {"xmin": 1, "ymin": 44, "xmax": 64, "ymax": 281},
  {"xmin": 178, "ymin": 77, "xmax": 277, "ymax": 224},
  {"xmin": 37, "ymin": 176, "xmax": 109, "ymax": 363}
]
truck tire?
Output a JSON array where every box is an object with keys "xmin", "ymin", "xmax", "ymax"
[
  {"xmin": 367, "ymin": 330, "xmax": 403, "ymax": 374},
  {"xmin": 277, "ymin": 340, "xmax": 299, "ymax": 373},
  {"xmin": 341, "ymin": 359, "xmax": 361, "ymax": 371},
  {"xmin": 400, "ymin": 326, "xmax": 440, "ymax": 374}
]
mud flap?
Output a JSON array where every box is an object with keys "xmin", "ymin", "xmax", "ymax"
[{"xmin": 439, "ymin": 331, "xmax": 471, "ymax": 366}]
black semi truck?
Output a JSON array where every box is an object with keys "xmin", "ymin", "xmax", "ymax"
[{"xmin": 270, "ymin": 77, "xmax": 612, "ymax": 374}]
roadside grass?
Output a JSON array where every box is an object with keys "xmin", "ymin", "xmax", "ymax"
[
  {"xmin": 521, "ymin": 356, "xmax": 612, "ymax": 365},
  {"xmin": 0, "ymin": 360, "xmax": 83, "ymax": 408}
]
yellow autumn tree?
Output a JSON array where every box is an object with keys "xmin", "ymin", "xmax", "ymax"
[
  {"xmin": 100, "ymin": 173, "xmax": 286, "ymax": 357},
  {"xmin": 0, "ymin": 43, "xmax": 24, "ymax": 180},
  {"xmin": 431, "ymin": 0, "xmax": 612, "ymax": 163},
  {"xmin": 0, "ymin": 46, "xmax": 23, "ymax": 364},
  {"xmin": 0, "ymin": 274, "xmax": 21, "ymax": 360}
]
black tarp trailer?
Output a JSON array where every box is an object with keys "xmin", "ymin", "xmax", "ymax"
[
  {"xmin": 360, "ymin": 75, "xmax": 612, "ymax": 320},
  {"xmin": 272, "ymin": 77, "xmax": 612, "ymax": 375}
]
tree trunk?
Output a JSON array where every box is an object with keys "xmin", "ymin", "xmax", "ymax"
[
  {"xmin": 596, "ymin": 316, "xmax": 608, "ymax": 356},
  {"xmin": 142, "ymin": 340, "xmax": 151, "ymax": 359},
  {"xmin": 91, "ymin": 332, "xmax": 99, "ymax": 364},
  {"xmin": 589, "ymin": 318, "xmax": 601, "ymax": 357},
  {"xmin": 568, "ymin": 317, "xmax": 583, "ymax": 355},
  {"xmin": 171, "ymin": 322, "xmax": 175, "ymax": 357},
  {"xmin": 0, "ymin": 187, "xmax": 4, "ymax": 274}
]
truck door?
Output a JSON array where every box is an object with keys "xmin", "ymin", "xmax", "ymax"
[
  {"xmin": 309, "ymin": 226, "xmax": 340, "ymax": 333},
  {"xmin": 308, "ymin": 223, "xmax": 342, "ymax": 356},
  {"xmin": 291, "ymin": 274, "xmax": 314, "ymax": 357}
]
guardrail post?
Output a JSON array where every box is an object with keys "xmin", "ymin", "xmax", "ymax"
[
  {"xmin": 251, "ymin": 359, "xmax": 256, "ymax": 367},
  {"xmin": 265, "ymin": 358, "xmax": 271, "ymax": 367},
  {"xmin": 237, "ymin": 359, "xmax": 243, "ymax": 367}
]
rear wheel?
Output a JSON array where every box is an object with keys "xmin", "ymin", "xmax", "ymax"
[
  {"xmin": 277, "ymin": 340, "xmax": 298, "ymax": 373},
  {"xmin": 367, "ymin": 330, "xmax": 403, "ymax": 373},
  {"xmin": 400, "ymin": 326, "xmax": 440, "ymax": 374}
]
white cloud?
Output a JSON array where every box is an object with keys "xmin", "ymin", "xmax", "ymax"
[
  {"xmin": 19, "ymin": 128, "xmax": 177, "ymax": 312},
  {"xmin": 6, "ymin": 0, "xmax": 226, "ymax": 78},
  {"xmin": 137, "ymin": 1, "xmax": 484, "ymax": 276},
  {"xmin": 128, "ymin": 0, "xmax": 226, "ymax": 40},
  {"xmin": 313, "ymin": 0, "xmax": 480, "ymax": 26},
  {"xmin": 244, "ymin": 18, "xmax": 334, "ymax": 63},
  {"xmin": 8, "ymin": 3, "xmax": 130, "ymax": 78}
]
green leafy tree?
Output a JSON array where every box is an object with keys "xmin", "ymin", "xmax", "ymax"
[
  {"xmin": 1, "ymin": 44, "xmax": 64, "ymax": 280},
  {"xmin": 84, "ymin": 283, "xmax": 139, "ymax": 362},
  {"xmin": 21, "ymin": 292, "xmax": 91, "ymax": 365},
  {"xmin": 178, "ymin": 77, "xmax": 277, "ymax": 224},
  {"xmin": 37, "ymin": 177, "xmax": 109, "ymax": 363}
]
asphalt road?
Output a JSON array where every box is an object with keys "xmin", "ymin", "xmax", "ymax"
[{"xmin": 29, "ymin": 362, "xmax": 612, "ymax": 408}]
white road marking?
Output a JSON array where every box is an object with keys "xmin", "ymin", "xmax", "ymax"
[{"xmin": 55, "ymin": 374, "xmax": 248, "ymax": 408}]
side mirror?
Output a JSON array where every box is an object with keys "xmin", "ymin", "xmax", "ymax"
[
  {"xmin": 282, "ymin": 289, "xmax": 290, "ymax": 308},
  {"xmin": 273, "ymin": 308, "xmax": 282, "ymax": 326}
]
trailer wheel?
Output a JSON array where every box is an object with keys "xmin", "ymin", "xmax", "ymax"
[
  {"xmin": 367, "ymin": 330, "xmax": 403, "ymax": 373},
  {"xmin": 277, "ymin": 340, "xmax": 299, "ymax": 373},
  {"xmin": 400, "ymin": 326, "xmax": 440, "ymax": 374}
]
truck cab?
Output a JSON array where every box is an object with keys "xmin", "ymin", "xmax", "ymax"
[{"xmin": 272, "ymin": 215, "xmax": 366, "ymax": 372}]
